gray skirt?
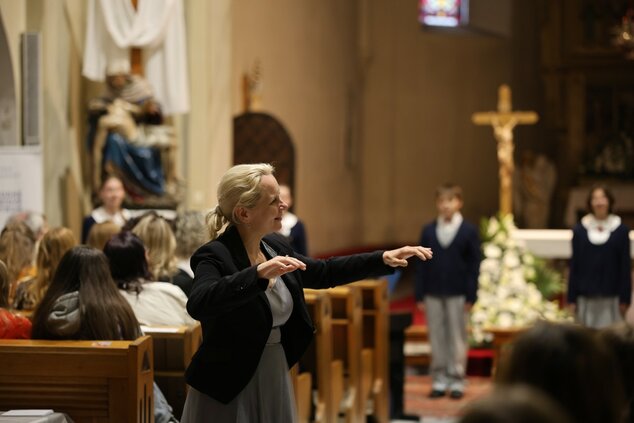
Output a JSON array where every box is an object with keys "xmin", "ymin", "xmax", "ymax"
[
  {"xmin": 577, "ymin": 296, "xmax": 622, "ymax": 329},
  {"xmin": 181, "ymin": 329, "xmax": 296, "ymax": 423}
]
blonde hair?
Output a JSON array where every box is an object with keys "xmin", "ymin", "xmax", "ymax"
[
  {"xmin": 26, "ymin": 227, "xmax": 76, "ymax": 309},
  {"xmin": 206, "ymin": 163, "xmax": 274, "ymax": 240},
  {"xmin": 132, "ymin": 214, "xmax": 177, "ymax": 281},
  {"xmin": 0, "ymin": 222, "xmax": 36, "ymax": 300},
  {"xmin": 86, "ymin": 221, "xmax": 121, "ymax": 251}
]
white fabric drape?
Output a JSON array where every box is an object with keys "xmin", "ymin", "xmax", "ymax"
[{"xmin": 83, "ymin": 0, "xmax": 189, "ymax": 115}]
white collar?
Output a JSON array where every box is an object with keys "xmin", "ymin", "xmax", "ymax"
[
  {"xmin": 279, "ymin": 212, "xmax": 299, "ymax": 237},
  {"xmin": 437, "ymin": 212, "xmax": 463, "ymax": 229},
  {"xmin": 581, "ymin": 213, "xmax": 621, "ymax": 245},
  {"xmin": 176, "ymin": 259, "xmax": 193, "ymax": 278},
  {"xmin": 435, "ymin": 212, "xmax": 463, "ymax": 248},
  {"xmin": 91, "ymin": 206, "xmax": 131, "ymax": 225}
]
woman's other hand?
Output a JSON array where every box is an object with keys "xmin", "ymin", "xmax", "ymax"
[
  {"xmin": 383, "ymin": 246, "xmax": 433, "ymax": 267},
  {"xmin": 257, "ymin": 255, "xmax": 306, "ymax": 280}
]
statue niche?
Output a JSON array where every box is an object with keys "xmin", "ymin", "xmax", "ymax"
[{"xmin": 87, "ymin": 72, "xmax": 181, "ymax": 209}]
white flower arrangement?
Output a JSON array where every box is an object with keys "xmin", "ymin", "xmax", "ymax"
[{"xmin": 470, "ymin": 214, "xmax": 571, "ymax": 345}]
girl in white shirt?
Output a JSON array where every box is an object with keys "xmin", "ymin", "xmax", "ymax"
[{"xmin": 104, "ymin": 231, "xmax": 195, "ymax": 326}]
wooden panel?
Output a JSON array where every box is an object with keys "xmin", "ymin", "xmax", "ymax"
[
  {"xmin": 326, "ymin": 286, "xmax": 362, "ymax": 423},
  {"xmin": 349, "ymin": 279, "xmax": 390, "ymax": 423},
  {"xmin": 233, "ymin": 112, "xmax": 296, "ymax": 191},
  {"xmin": 0, "ymin": 336, "xmax": 154, "ymax": 423},
  {"xmin": 294, "ymin": 371, "xmax": 312, "ymax": 423},
  {"xmin": 143, "ymin": 323, "xmax": 202, "ymax": 419},
  {"xmin": 302, "ymin": 289, "xmax": 336, "ymax": 423},
  {"xmin": 360, "ymin": 348, "xmax": 374, "ymax": 415}
]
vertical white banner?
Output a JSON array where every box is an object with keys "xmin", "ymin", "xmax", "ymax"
[{"xmin": 0, "ymin": 146, "xmax": 43, "ymax": 229}]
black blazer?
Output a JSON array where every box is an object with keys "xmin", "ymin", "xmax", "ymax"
[{"xmin": 185, "ymin": 225, "xmax": 393, "ymax": 404}]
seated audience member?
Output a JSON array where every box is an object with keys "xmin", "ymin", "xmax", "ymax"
[
  {"xmin": 131, "ymin": 213, "xmax": 177, "ymax": 282},
  {"xmin": 599, "ymin": 322, "xmax": 634, "ymax": 423},
  {"xmin": 13, "ymin": 227, "xmax": 76, "ymax": 310},
  {"xmin": 172, "ymin": 210, "xmax": 207, "ymax": 296},
  {"xmin": 30, "ymin": 245, "xmax": 178, "ymax": 423},
  {"xmin": 0, "ymin": 221, "xmax": 37, "ymax": 304},
  {"xmin": 31, "ymin": 246, "xmax": 140, "ymax": 340},
  {"xmin": 86, "ymin": 221, "xmax": 121, "ymax": 251},
  {"xmin": 0, "ymin": 259, "xmax": 31, "ymax": 339},
  {"xmin": 104, "ymin": 231, "xmax": 194, "ymax": 326},
  {"xmin": 497, "ymin": 322, "xmax": 625, "ymax": 423},
  {"xmin": 278, "ymin": 184, "xmax": 308, "ymax": 255},
  {"xmin": 459, "ymin": 385, "xmax": 573, "ymax": 423},
  {"xmin": 81, "ymin": 175, "xmax": 131, "ymax": 244},
  {"xmin": 5, "ymin": 211, "xmax": 49, "ymax": 241}
]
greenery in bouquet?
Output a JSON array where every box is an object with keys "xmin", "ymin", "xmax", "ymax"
[{"xmin": 469, "ymin": 213, "xmax": 571, "ymax": 345}]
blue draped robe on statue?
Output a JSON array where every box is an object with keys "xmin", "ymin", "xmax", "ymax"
[{"xmin": 87, "ymin": 103, "xmax": 166, "ymax": 198}]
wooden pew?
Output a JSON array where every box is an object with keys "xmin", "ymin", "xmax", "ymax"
[
  {"xmin": 302, "ymin": 289, "xmax": 340, "ymax": 423},
  {"xmin": 0, "ymin": 336, "xmax": 154, "ymax": 423},
  {"xmin": 349, "ymin": 279, "xmax": 390, "ymax": 423},
  {"xmin": 141, "ymin": 323, "xmax": 202, "ymax": 419},
  {"xmin": 327, "ymin": 285, "xmax": 363, "ymax": 423},
  {"xmin": 290, "ymin": 364, "xmax": 313, "ymax": 423},
  {"xmin": 404, "ymin": 325, "xmax": 431, "ymax": 367}
]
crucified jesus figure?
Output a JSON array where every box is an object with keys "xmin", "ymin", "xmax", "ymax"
[
  {"xmin": 472, "ymin": 85, "xmax": 538, "ymax": 215},
  {"xmin": 492, "ymin": 115, "xmax": 519, "ymax": 208}
]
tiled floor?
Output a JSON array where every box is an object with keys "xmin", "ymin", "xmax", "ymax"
[
  {"xmin": 401, "ymin": 374, "xmax": 493, "ymax": 422},
  {"xmin": 390, "ymin": 275, "xmax": 494, "ymax": 422}
]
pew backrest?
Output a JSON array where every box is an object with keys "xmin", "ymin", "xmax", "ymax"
[
  {"xmin": 0, "ymin": 336, "xmax": 154, "ymax": 423},
  {"xmin": 141, "ymin": 323, "xmax": 202, "ymax": 419}
]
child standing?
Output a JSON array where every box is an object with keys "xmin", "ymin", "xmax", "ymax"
[
  {"xmin": 568, "ymin": 184, "xmax": 631, "ymax": 328},
  {"xmin": 415, "ymin": 184, "xmax": 481, "ymax": 399}
]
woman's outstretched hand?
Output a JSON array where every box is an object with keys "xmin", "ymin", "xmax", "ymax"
[
  {"xmin": 383, "ymin": 246, "xmax": 433, "ymax": 267},
  {"xmin": 257, "ymin": 255, "xmax": 307, "ymax": 280}
]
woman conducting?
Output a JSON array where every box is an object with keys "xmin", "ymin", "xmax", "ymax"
[{"xmin": 181, "ymin": 163, "xmax": 433, "ymax": 422}]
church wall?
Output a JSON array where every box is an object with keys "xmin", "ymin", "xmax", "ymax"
[
  {"xmin": 0, "ymin": 0, "xmax": 82, "ymax": 233},
  {"xmin": 230, "ymin": 0, "xmax": 521, "ymax": 253},
  {"xmin": 361, "ymin": 0, "xmax": 511, "ymax": 244},
  {"xmin": 184, "ymin": 0, "xmax": 233, "ymax": 211},
  {"xmin": 0, "ymin": 0, "xmax": 26, "ymax": 145},
  {"xmin": 2, "ymin": 0, "xmax": 539, "ymax": 245},
  {"xmin": 232, "ymin": 0, "xmax": 364, "ymax": 254},
  {"xmin": 38, "ymin": 1, "xmax": 80, "ymax": 231}
]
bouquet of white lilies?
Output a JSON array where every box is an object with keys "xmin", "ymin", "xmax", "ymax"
[{"xmin": 470, "ymin": 214, "xmax": 571, "ymax": 345}]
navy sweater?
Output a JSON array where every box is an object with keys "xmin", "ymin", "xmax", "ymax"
[
  {"xmin": 568, "ymin": 223, "xmax": 632, "ymax": 304},
  {"xmin": 415, "ymin": 221, "xmax": 481, "ymax": 303}
]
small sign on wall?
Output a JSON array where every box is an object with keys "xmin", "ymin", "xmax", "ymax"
[{"xmin": 0, "ymin": 146, "xmax": 43, "ymax": 229}]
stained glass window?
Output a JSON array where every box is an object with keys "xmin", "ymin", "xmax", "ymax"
[{"xmin": 419, "ymin": 0, "xmax": 469, "ymax": 28}]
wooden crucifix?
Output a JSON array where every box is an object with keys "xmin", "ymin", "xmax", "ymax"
[
  {"xmin": 129, "ymin": 0, "xmax": 143, "ymax": 75},
  {"xmin": 472, "ymin": 84, "xmax": 538, "ymax": 216}
]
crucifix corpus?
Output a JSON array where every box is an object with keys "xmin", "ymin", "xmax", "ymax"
[{"xmin": 472, "ymin": 84, "xmax": 539, "ymax": 216}]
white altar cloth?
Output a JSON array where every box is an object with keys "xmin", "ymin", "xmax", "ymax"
[{"xmin": 512, "ymin": 229, "xmax": 634, "ymax": 259}]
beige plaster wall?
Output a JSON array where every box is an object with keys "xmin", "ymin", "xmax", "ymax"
[
  {"xmin": 0, "ymin": 0, "xmax": 26, "ymax": 145},
  {"xmin": 184, "ymin": 0, "xmax": 233, "ymax": 211},
  {"xmin": 361, "ymin": 0, "xmax": 510, "ymax": 245},
  {"xmin": 2, "ymin": 0, "xmax": 518, "ymax": 250},
  {"xmin": 232, "ymin": 0, "xmax": 364, "ymax": 254},
  {"xmin": 232, "ymin": 0, "xmax": 511, "ymax": 253},
  {"xmin": 0, "ymin": 0, "xmax": 80, "ymax": 229}
]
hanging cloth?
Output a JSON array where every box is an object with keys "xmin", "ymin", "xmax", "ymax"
[{"xmin": 83, "ymin": 0, "xmax": 189, "ymax": 115}]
